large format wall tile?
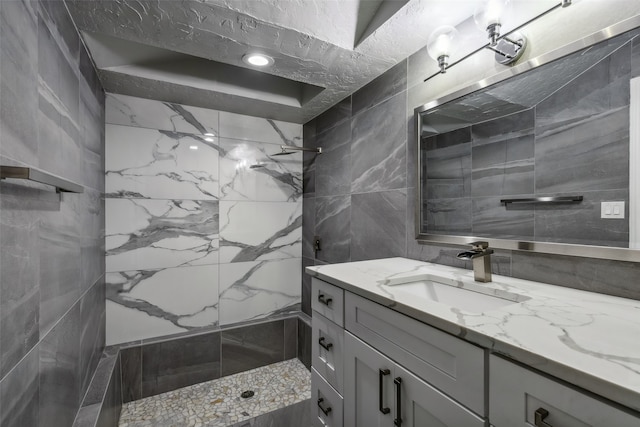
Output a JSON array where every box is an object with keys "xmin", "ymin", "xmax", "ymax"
[
  {"xmin": 80, "ymin": 278, "xmax": 106, "ymax": 400},
  {"xmin": 315, "ymin": 195, "xmax": 350, "ymax": 264},
  {"xmin": 218, "ymin": 258, "xmax": 301, "ymax": 325},
  {"xmin": 39, "ymin": 304, "xmax": 80, "ymax": 427},
  {"xmin": 221, "ymin": 320, "xmax": 285, "ymax": 376},
  {"xmin": 39, "ymin": 193, "xmax": 83, "ymax": 337},
  {"xmin": 424, "ymin": 198, "xmax": 472, "ymax": 235},
  {"xmin": 219, "ymin": 111, "xmax": 302, "ymax": 146},
  {"xmin": 106, "ymin": 198, "xmax": 219, "ymax": 272},
  {"xmin": 219, "ymin": 201, "xmax": 301, "ymax": 263},
  {"xmin": 351, "ymin": 92, "xmax": 407, "ymax": 193},
  {"xmin": 472, "ymin": 196, "xmax": 534, "ymax": 240},
  {"xmin": 351, "ymin": 190, "xmax": 407, "ymax": 261},
  {"xmin": 315, "ymin": 121, "xmax": 351, "ymax": 196},
  {"xmin": 0, "ymin": 0, "xmax": 39, "ymax": 165},
  {"xmin": 219, "ymin": 138, "xmax": 302, "ymax": 202},
  {"xmin": 0, "ymin": 186, "xmax": 40, "ymax": 377},
  {"xmin": 38, "ymin": 15, "xmax": 82, "ymax": 184},
  {"xmin": 106, "ymin": 265, "xmax": 219, "ymax": 345},
  {"xmin": 471, "ymin": 109, "xmax": 535, "ymax": 197},
  {"xmin": 105, "ymin": 124, "xmax": 220, "ymax": 199},
  {"xmin": 352, "ymin": 61, "xmax": 407, "ymax": 116},
  {"xmin": 535, "ymin": 106, "xmax": 629, "ymax": 194},
  {"xmin": 535, "ymin": 189, "xmax": 629, "ymax": 247},
  {"xmin": 142, "ymin": 332, "xmax": 221, "ymax": 397},
  {"xmin": 424, "ymin": 136, "xmax": 471, "ymax": 200},
  {"xmin": 0, "ymin": 344, "xmax": 39, "ymax": 427},
  {"xmin": 106, "ymin": 93, "xmax": 219, "ymax": 134}
]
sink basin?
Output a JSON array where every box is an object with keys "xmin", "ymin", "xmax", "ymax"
[{"xmin": 378, "ymin": 273, "xmax": 528, "ymax": 313}]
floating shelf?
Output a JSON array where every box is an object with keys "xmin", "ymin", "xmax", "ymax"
[
  {"xmin": 501, "ymin": 196, "xmax": 583, "ymax": 205},
  {"xmin": 0, "ymin": 166, "xmax": 84, "ymax": 193}
]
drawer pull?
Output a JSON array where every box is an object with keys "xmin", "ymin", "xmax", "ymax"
[
  {"xmin": 394, "ymin": 377, "xmax": 403, "ymax": 426},
  {"xmin": 318, "ymin": 294, "xmax": 333, "ymax": 306},
  {"xmin": 318, "ymin": 336, "xmax": 333, "ymax": 351},
  {"xmin": 317, "ymin": 397, "xmax": 332, "ymax": 416},
  {"xmin": 535, "ymin": 408, "xmax": 553, "ymax": 427},
  {"xmin": 379, "ymin": 369, "xmax": 391, "ymax": 415}
]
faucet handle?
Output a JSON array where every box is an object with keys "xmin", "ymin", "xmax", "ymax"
[{"xmin": 470, "ymin": 241, "xmax": 489, "ymax": 250}]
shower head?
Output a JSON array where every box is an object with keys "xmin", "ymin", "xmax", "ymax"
[
  {"xmin": 272, "ymin": 150, "xmax": 294, "ymax": 156},
  {"xmin": 271, "ymin": 145, "xmax": 322, "ymax": 156}
]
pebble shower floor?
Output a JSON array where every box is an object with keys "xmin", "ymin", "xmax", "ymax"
[{"xmin": 118, "ymin": 359, "xmax": 311, "ymax": 427}]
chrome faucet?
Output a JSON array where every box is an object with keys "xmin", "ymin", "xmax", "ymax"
[{"xmin": 456, "ymin": 241, "xmax": 494, "ymax": 282}]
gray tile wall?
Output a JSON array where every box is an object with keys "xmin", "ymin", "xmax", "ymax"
[
  {"xmin": 0, "ymin": 0, "xmax": 106, "ymax": 425},
  {"xmin": 117, "ymin": 316, "xmax": 299, "ymax": 403},
  {"xmin": 302, "ymin": 30, "xmax": 640, "ymax": 304}
]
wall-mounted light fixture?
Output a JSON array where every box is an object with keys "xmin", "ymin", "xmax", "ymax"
[{"xmin": 424, "ymin": 0, "xmax": 572, "ymax": 81}]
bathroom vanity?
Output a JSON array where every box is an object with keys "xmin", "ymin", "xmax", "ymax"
[{"xmin": 306, "ymin": 258, "xmax": 640, "ymax": 427}]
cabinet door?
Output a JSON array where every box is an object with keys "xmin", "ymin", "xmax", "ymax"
[
  {"xmin": 490, "ymin": 355, "xmax": 640, "ymax": 427},
  {"xmin": 394, "ymin": 364, "xmax": 486, "ymax": 427},
  {"xmin": 344, "ymin": 332, "xmax": 394, "ymax": 427}
]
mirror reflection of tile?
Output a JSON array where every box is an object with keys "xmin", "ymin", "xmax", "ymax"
[{"xmin": 420, "ymin": 27, "xmax": 640, "ymax": 248}]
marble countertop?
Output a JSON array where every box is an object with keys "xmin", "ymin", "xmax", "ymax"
[{"xmin": 306, "ymin": 258, "xmax": 640, "ymax": 413}]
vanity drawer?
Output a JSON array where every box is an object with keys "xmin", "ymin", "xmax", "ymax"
[
  {"xmin": 312, "ymin": 312, "xmax": 344, "ymax": 394},
  {"xmin": 345, "ymin": 291, "xmax": 485, "ymax": 415},
  {"xmin": 312, "ymin": 278, "xmax": 344, "ymax": 327},
  {"xmin": 490, "ymin": 355, "xmax": 640, "ymax": 426},
  {"xmin": 312, "ymin": 368, "xmax": 344, "ymax": 427}
]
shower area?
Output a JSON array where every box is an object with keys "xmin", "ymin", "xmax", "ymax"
[{"xmin": 81, "ymin": 93, "xmax": 313, "ymax": 427}]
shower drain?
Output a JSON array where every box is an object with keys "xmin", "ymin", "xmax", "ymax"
[{"xmin": 240, "ymin": 390, "xmax": 255, "ymax": 399}]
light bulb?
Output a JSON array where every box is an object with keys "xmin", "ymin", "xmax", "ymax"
[
  {"xmin": 474, "ymin": 0, "xmax": 508, "ymax": 29},
  {"xmin": 427, "ymin": 26, "xmax": 458, "ymax": 73},
  {"xmin": 242, "ymin": 53, "xmax": 274, "ymax": 67}
]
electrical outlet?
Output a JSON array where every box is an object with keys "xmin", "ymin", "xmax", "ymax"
[{"xmin": 601, "ymin": 201, "xmax": 625, "ymax": 219}]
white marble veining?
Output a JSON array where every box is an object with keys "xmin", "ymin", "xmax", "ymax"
[
  {"xmin": 219, "ymin": 258, "xmax": 301, "ymax": 325},
  {"xmin": 219, "ymin": 201, "xmax": 302, "ymax": 263},
  {"xmin": 307, "ymin": 258, "xmax": 640, "ymax": 413},
  {"xmin": 106, "ymin": 124, "xmax": 220, "ymax": 200},
  {"xmin": 106, "ymin": 265, "xmax": 219, "ymax": 345},
  {"xmin": 106, "ymin": 199, "xmax": 219, "ymax": 272},
  {"xmin": 106, "ymin": 93, "xmax": 219, "ymax": 135},
  {"xmin": 219, "ymin": 111, "xmax": 302, "ymax": 146},
  {"xmin": 219, "ymin": 138, "xmax": 302, "ymax": 202}
]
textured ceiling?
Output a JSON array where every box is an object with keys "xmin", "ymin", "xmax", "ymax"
[{"xmin": 66, "ymin": 0, "xmax": 485, "ymax": 123}]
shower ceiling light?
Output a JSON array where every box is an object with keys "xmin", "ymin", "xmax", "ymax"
[{"xmin": 242, "ymin": 53, "xmax": 274, "ymax": 67}]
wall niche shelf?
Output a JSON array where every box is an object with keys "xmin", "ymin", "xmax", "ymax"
[{"xmin": 0, "ymin": 166, "xmax": 84, "ymax": 193}]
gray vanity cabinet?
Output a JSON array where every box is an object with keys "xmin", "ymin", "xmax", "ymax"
[
  {"xmin": 344, "ymin": 331, "xmax": 485, "ymax": 427},
  {"xmin": 490, "ymin": 355, "xmax": 640, "ymax": 426}
]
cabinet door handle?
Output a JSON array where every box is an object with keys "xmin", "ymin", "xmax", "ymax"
[
  {"xmin": 318, "ymin": 336, "xmax": 333, "ymax": 351},
  {"xmin": 394, "ymin": 377, "xmax": 403, "ymax": 426},
  {"xmin": 318, "ymin": 294, "xmax": 333, "ymax": 306},
  {"xmin": 379, "ymin": 369, "xmax": 391, "ymax": 415},
  {"xmin": 317, "ymin": 397, "xmax": 332, "ymax": 416},
  {"xmin": 535, "ymin": 408, "xmax": 553, "ymax": 427}
]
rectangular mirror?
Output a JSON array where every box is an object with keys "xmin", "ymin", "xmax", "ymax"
[{"xmin": 416, "ymin": 19, "xmax": 640, "ymax": 262}]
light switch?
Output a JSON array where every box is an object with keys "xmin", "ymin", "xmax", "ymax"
[{"xmin": 601, "ymin": 201, "xmax": 625, "ymax": 219}]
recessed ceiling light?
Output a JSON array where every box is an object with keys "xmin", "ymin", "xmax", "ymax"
[{"xmin": 242, "ymin": 53, "xmax": 274, "ymax": 67}]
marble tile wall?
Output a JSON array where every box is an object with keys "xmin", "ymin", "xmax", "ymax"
[
  {"xmin": 0, "ymin": 0, "xmax": 106, "ymax": 425},
  {"xmin": 105, "ymin": 93, "xmax": 303, "ymax": 345},
  {"xmin": 302, "ymin": 28, "xmax": 640, "ymax": 305}
]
